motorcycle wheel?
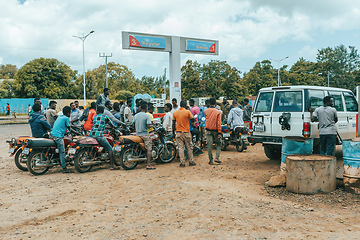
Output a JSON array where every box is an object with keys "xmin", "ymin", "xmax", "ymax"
[
  {"xmin": 236, "ymin": 139, "xmax": 245, "ymax": 152},
  {"xmin": 27, "ymin": 149, "xmax": 50, "ymax": 175},
  {"xmin": 74, "ymin": 149, "xmax": 93, "ymax": 173},
  {"xmin": 220, "ymin": 137, "xmax": 227, "ymax": 151},
  {"xmin": 158, "ymin": 143, "xmax": 176, "ymax": 164},
  {"xmin": 14, "ymin": 149, "xmax": 28, "ymax": 171},
  {"xmin": 114, "ymin": 149, "xmax": 122, "ymax": 166},
  {"xmin": 120, "ymin": 146, "xmax": 139, "ymax": 170}
]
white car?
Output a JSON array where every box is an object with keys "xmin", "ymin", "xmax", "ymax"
[{"xmin": 248, "ymin": 85, "xmax": 358, "ymax": 160}]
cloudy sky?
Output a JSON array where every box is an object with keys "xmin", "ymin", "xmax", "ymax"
[{"xmin": 1, "ymin": 0, "xmax": 360, "ymax": 79}]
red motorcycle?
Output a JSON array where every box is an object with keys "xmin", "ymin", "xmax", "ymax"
[
  {"xmin": 70, "ymin": 128, "xmax": 123, "ymax": 173},
  {"xmin": 6, "ymin": 136, "xmax": 34, "ymax": 171}
]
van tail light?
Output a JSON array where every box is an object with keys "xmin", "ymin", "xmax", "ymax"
[
  {"xmin": 303, "ymin": 122, "xmax": 310, "ymax": 137},
  {"xmin": 248, "ymin": 121, "xmax": 253, "ymax": 135}
]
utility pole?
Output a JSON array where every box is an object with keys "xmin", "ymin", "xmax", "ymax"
[
  {"xmin": 164, "ymin": 68, "xmax": 167, "ymax": 94},
  {"xmin": 328, "ymin": 71, "xmax": 330, "ymax": 87},
  {"xmin": 271, "ymin": 56, "xmax": 289, "ymax": 86},
  {"xmin": 99, "ymin": 53, "xmax": 113, "ymax": 88}
]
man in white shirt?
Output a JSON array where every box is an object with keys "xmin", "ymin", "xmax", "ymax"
[
  {"xmin": 124, "ymin": 100, "xmax": 133, "ymax": 123},
  {"xmin": 162, "ymin": 103, "xmax": 173, "ymax": 141}
]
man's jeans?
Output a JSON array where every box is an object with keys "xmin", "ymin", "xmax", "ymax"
[
  {"xmin": 320, "ymin": 134, "xmax": 336, "ymax": 156},
  {"xmin": 206, "ymin": 131, "xmax": 221, "ymax": 162},
  {"xmin": 50, "ymin": 135, "xmax": 66, "ymax": 169}
]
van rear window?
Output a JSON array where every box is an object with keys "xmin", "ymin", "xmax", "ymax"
[
  {"xmin": 254, "ymin": 92, "xmax": 274, "ymax": 112},
  {"xmin": 273, "ymin": 91, "xmax": 302, "ymax": 112}
]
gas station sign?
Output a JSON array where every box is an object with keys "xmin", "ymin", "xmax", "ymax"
[
  {"xmin": 186, "ymin": 40, "xmax": 216, "ymax": 53},
  {"xmin": 129, "ymin": 35, "xmax": 166, "ymax": 49}
]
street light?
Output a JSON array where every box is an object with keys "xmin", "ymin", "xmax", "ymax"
[
  {"xmin": 271, "ymin": 56, "xmax": 289, "ymax": 86},
  {"xmin": 73, "ymin": 30, "xmax": 95, "ymax": 107}
]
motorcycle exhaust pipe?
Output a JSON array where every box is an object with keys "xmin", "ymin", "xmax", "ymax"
[
  {"xmin": 127, "ymin": 157, "xmax": 147, "ymax": 162},
  {"xmin": 35, "ymin": 162, "xmax": 54, "ymax": 167},
  {"xmin": 80, "ymin": 161, "xmax": 102, "ymax": 166}
]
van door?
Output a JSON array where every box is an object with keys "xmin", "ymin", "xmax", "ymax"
[
  {"xmin": 271, "ymin": 90, "xmax": 304, "ymax": 137},
  {"xmin": 343, "ymin": 91, "xmax": 358, "ymax": 140},
  {"xmin": 252, "ymin": 91, "xmax": 274, "ymax": 137},
  {"xmin": 328, "ymin": 91, "xmax": 347, "ymax": 140}
]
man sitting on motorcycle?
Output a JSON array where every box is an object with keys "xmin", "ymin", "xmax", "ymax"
[
  {"xmin": 29, "ymin": 103, "xmax": 51, "ymax": 138},
  {"xmin": 90, "ymin": 105, "xmax": 119, "ymax": 170},
  {"xmin": 50, "ymin": 106, "xmax": 72, "ymax": 173},
  {"xmin": 227, "ymin": 100, "xmax": 244, "ymax": 136}
]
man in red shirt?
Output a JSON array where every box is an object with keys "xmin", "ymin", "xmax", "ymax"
[
  {"xmin": 84, "ymin": 102, "xmax": 97, "ymax": 132},
  {"xmin": 172, "ymin": 100, "xmax": 196, "ymax": 167},
  {"xmin": 205, "ymin": 97, "xmax": 222, "ymax": 165}
]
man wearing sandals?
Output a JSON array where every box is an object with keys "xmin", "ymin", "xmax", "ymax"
[
  {"xmin": 205, "ymin": 97, "xmax": 222, "ymax": 165},
  {"xmin": 90, "ymin": 106, "xmax": 119, "ymax": 170},
  {"xmin": 134, "ymin": 101, "xmax": 156, "ymax": 170}
]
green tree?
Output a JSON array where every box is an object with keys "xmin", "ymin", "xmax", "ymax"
[
  {"xmin": 181, "ymin": 60, "xmax": 205, "ymax": 99},
  {"xmin": 242, "ymin": 60, "xmax": 276, "ymax": 95},
  {"xmin": 287, "ymin": 58, "xmax": 326, "ymax": 86},
  {"xmin": 0, "ymin": 79, "xmax": 15, "ymax": 98},
  {"xmin": 0, "ymin": 64, "xmax": 17, "ymax": 79},
  {"xmin": 14, "ymin": 58, "xmax": 77, "ymax": 98}
]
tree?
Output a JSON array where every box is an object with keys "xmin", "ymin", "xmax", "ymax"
[
  {"xmin": 14, "ymin": 58, "xmax": 77, "ymax": 98},
  {"xmin": 287, "ymin": 58, "xmax": 326, "ymax": 86},
  {"xmin": 0, "ymin": 64, "xmax": 17, "ymax": 79},
  {"xmin": 242, "ymin": 60, "xmax": 276, "ymax": 95},
  {"xmin": 0, "ymin": 79, "xmax": 15, "ymax": 98},
  {"xmin": 181, "ymin": 60, "xmax": 205, "ymax": 99}
]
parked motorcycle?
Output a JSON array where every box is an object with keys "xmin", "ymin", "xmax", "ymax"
[
  {"xmin": 220, "ymin": 125, "xmax": 249, "ymax": 152},
  {"xmin": 6, "ymin": 136, "xmax": 34, "ymax": 171},
  {"xmin": 26, "ymin": 136, "xmax": 75, "ymax": 175},
  {"xmin": 119, "ymin": 127, "xmax": 176, "ymax": 170},
  {"xmin": 70, "ymin": 127, "xmax": 124, "ymax": 173}
]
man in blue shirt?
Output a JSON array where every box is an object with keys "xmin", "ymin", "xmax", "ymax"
[
  {"xmin": 29, "ymin": 103, "xmax": 51, "ymax": 138},
  {"xmin": 70, "ymin": 102, "xmax": 81, "ymax": 127},
  {"xmin": 50, "ymin": 106, "xmax": 72, "ymax": 173},
  {"xmin": 198, "ymin": 99, "xmax": 210, "ymax": 148}
]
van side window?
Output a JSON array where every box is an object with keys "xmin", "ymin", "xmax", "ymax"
[
  {"xmin": 308, "ymin": 90, "xmax": 324, "ymax": 111},
  {"xmin": 343, "ymin": 91, "xmax": 358, "ymax": 112},
  {"xmin": 273, "ymin": 91, "xmax": 302, "ymax": 112},
  {"xmin": 328, "ymin": 91, "xmax": 344, "ymax": 111},
  {"xmin": 254, "ymin": 92, "xmax": 273, "ymax": 112}
]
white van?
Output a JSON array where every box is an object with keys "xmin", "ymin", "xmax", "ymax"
[{"xmin": 248, "ymin": 85, "xmax": 358, "ymax": 160}]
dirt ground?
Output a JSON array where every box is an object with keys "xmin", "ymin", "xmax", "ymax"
[{"xmin": 1, "ymin": 124, "xmax": 360, "ymax": 239}]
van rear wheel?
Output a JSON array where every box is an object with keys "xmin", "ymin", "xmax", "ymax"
[{"xmin": 264, "ymin": 145, "xmax": 281, "ymax": 160}]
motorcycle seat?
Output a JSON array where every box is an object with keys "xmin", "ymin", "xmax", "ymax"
[
  {"xmin": 27, "ymin": 138, "xmax": 56, "ymax": 148},
  {"xmin": 119, "ymin": 135, "xmax": 143, "ymax": 144},
  {"xmin": 234, "ymin": 126, "xmax": 249, "ymax": 134}
]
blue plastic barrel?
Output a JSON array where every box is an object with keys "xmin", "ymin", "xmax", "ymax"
[
  {"xmin": 281, "ymin": 137, "xmax": 313, "ymax": 172},
  {"xmin": 343, "ymin": 140, "xmax": 360, "ymax": 194}
]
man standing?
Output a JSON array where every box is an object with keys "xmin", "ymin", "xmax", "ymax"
[
  {"xmin": 205, "ymin": 97, "xmax": 222, "ymax": 165},
  {"xmin": 6, "ymin": 103, "xmax": 10, "ymax": 115},
  {"xmin": 172, "ymin": 100, "xmax": 196, "ymax": 167},
  {"xmin": 124, "ymin": 100, "xmax": 133, "ymax": 123},
  {"xmin": 243, "ymin": 98, "xmax": 252, "ymax": 127},
  {"xmin": 311, "ymin": 96, "xmax": 338, "ymax": 156},
  {"xmin": 96, "ymin": 88, "xmax": 110, "ymax": 107},
  {"xmin": 227, "ymin": 100, "xmax": 244, "ymax": 130},
  {"xmin": 46, "ymin": 100, "xmax": 58, "ymax": 128},
  {"xmin": 29, "ymin": 104, "xmax": 51, "ymax": 138},
  {"xmin": 70, "ymin": 102, "xmax": 81, "ymax": 127},
  {"xmin": 83, "ymin": 102, "xmax": 97, "ymax": 131},
  {"xmin": 198, "ymin": 99, "xmax": 210, "ymax": 148},
  {"xmin": 189, "ymin": 99, "xmax": 199, "ymax": 127},
  {"xmin": 133, "ymin": 101, "xmax": 156, "ymax": 170},
  {"xmin": 162, "ymin": 103, "xmax": 173, "ymax": 141},
  {"xmin": 219, "ymin": 97, "xmax": 230, "ymax": 121},
  {"xmin": 50, "ymin": 106, "xmax": 72, "ymax": 173},
  {"xmin": 171, "ymin": 98, "xmax": 179, "ymax": 114},
  {"xmin": 90, "ymin": 105, "xmax": 119, "ymax": 170}
]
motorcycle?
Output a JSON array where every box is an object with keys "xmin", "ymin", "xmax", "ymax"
[
  {"xmin": 26, "ymin": 136, "xmax": 75, "ymax": 175},
  {"xmin": 25, "ymin": 127, "xmax": 85, "ymax": 175},
  {"xmin": 70, "ymin": 127, "xmax": 125, "ymax": 173},
  {"xmin": 6, "ymin": 136, "xmax": 34, "ymax": 171},
  {"xmin": 220, "ymin": 125, "xmax": 249, "ymax": 152},
  {"xmin": 119, "ymin": 127, "xmax": 176, "ymax": 170}
]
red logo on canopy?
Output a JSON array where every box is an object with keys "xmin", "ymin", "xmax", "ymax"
[
  {"xmin": 174, "ymin": 82, "xmax": 179, "ymax": 87},
  {"xmin": 209, "ymin": 43, "xmax": 216, "ymax": 53}
]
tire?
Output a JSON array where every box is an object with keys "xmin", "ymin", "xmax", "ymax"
[
  {"xmin": 236, "ymin": 140, "xmax": 245, "ymax": 152},
  {"xmin": 158, "ymin": 143, "xmax": 176, "ymax": 164},
  {"xmin": 120, "ymin": 146, "xmax": 139, "ymax": 170},
  {"xmin": 14, "ymin": 149, "xmax": 28, "ymax": 171},
  {"xmin": 264, "ymin": 145, "xmax": 281, "ymax": 160},
  {"xmin": 114, "ymin": 149, "xmax": 122, "ymax": 166},
  {"xmin": 220, "ymin": 137, "xmax": 227, "ymax": 151},
  {"xmin": 27, "ymin": 149, "xmax": 50, "ymax": 175},
  {"xmin": 74, "ymin": 149, "xmax": 93, "ymax": 173}
]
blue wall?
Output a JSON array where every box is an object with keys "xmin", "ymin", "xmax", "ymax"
[{"xmin": 0, "ymin": 98, "xmax": 49, "ymax": 114}]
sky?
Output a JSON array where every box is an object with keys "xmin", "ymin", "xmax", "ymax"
[{"xmin": 1, "ymin": 0, "xmax": 360, "ymax": 79}]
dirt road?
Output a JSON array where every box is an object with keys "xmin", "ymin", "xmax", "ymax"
[{"xmin": 0, "ymin": 124, "xmax": 360, "ymax": 239}]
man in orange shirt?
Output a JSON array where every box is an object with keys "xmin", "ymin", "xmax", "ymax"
[
  {"xmin": 172, "ymin": 100, "xmax": 196, "ymax": 167},
  {"xmin": 84, "ymin": 102, "xmax": 97, "ymax": 132},
  {"xmin": 205, "ymin": 97, "xmax": 222, "ymax": 165}
]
